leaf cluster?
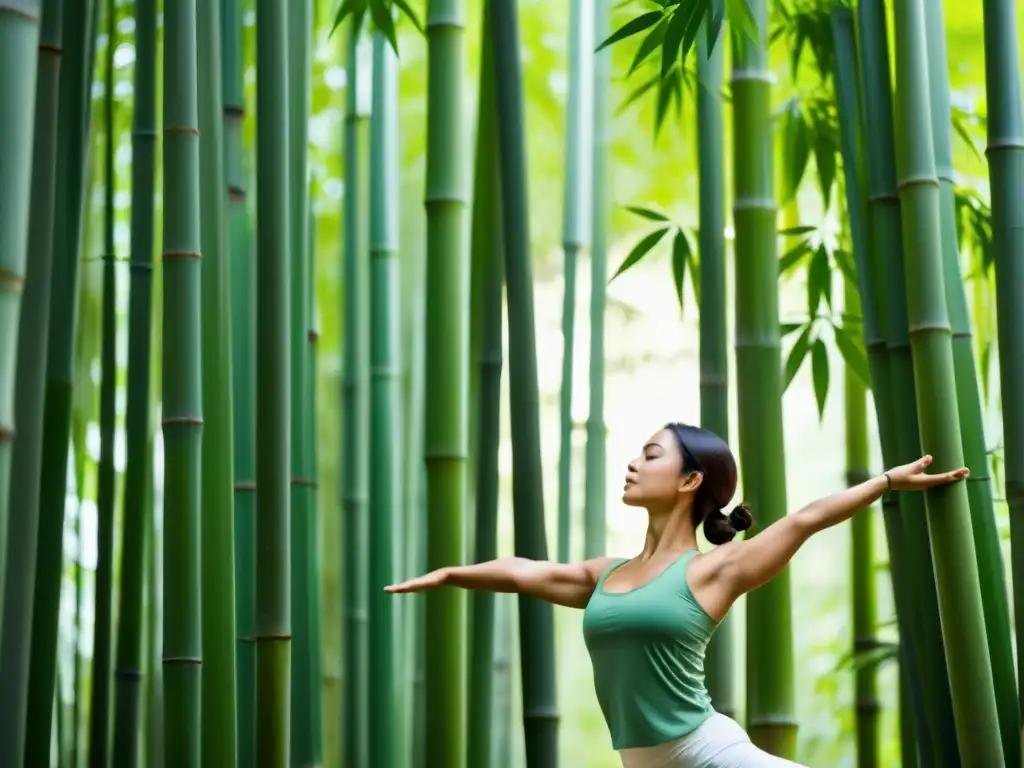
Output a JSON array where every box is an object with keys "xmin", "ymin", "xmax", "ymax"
[
  {"xmin": 331, "ymin": 0, "xmax": 423, "ymax": 51},
  {"xmin": 608, "ymin": 205, "xmax": 700, "ymax": 314}
]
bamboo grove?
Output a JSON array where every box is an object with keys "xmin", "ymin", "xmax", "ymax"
[{"xmin": 1, "ymin": 0, "xmax": 1023, "ymax": 766}]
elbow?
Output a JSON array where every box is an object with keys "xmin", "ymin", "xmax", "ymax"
[{"xmin": 792, "ymin": 506, "xmax": 830, "ymax": 537}]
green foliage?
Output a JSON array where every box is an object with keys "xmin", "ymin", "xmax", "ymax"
[
  {"xmin": 599, "ymin": 0, "xmax": 757, "ymax": 134},
  {"xmin": 609, "ymin": 205, "xmax": 699, "ymax": 313},
  {"xmin": 778, "ymin": 93, "xmax": 839, "ymax": 206},
  {"xmin": 771, "ymin": 0, "xmax": 837, "ymax": 81},
  {"xmin": 331, "ymin": 0, "xmax": 422, "ymax": 48},
  {"xmin": 780, "ymin": 226, "xmax": 868, "ymax": 420}
]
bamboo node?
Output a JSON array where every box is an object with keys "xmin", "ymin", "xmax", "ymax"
[
  {"xmin": 162, "ymin": 656, "xmax": 202, "ymax": 665},
  {"xmin": 867, "ymin": 191, "xmax": 899, "ymax": 203},
  {"xmin": 855, "ymin": 700, "xmax": 882, "ymax": 713},
  {"xmin": 307, "ymin": 329, "xmax": 320, "ymax": 344},
  {"xmin": 234, "ymin": 481, "xmax": 256, "ymax": 492},
  {"xmin": 114, "ymin": 666, "xmax": 144, "ymax": 679},
  {"xmin": 251, "ymin": 632, "xmax": 292, "ymax": 640},
  {"xmin": 0, "ymin": 268, "xmax": 25, "ymax": 291},
  {"xmin": 896, "ymin": 173, "xmax": 940, "ymax": 191},
  {"xmin": 129, "ymin": 262, "xmax": 154, "ymax": 274},
  {"xmin": 223, "ymin": 105, "xmax": 244, "ymax": 119},
  {"xmin": 730, "ymin": 68, "xmax": 775, "ymax": 84},
  {"xmin": 0, "ymin": 5, "xmax": 39, "ymax": 21},
  {"xmin": 38, "ymin": 43, "xmax": 62, "ymax": 55},
  {"xmin": 163, "ymin": 126, "xmax": 201, "ymax": 135},
  {"xmin": 853, "ymin": 636, "xmax": 883, "ymax": 652},
  {"xmin": 228, "ymin": 185, "xmax": 246, "ymax": 202},
  {"xmin": 162, "ymin": 250, "xmax": 202, "ymax": 260},
  {"xmin": 291, "ymin": 476, "xmax": 318, "ymax": 488},
  {"xmin": 732, "ymin": 196, "xmax": 776, "ymax": 211},
  {"xmin": 237, "ymin": 635, "xmax": 255, "ymax": 643},
  {"xmin": 161, "ymin": 416, "xmax": 205, "ymax": 427},
  {"xmin": 986, "ymin": 138, "xmax": 1024, "ymax": 152},
  {"xmin": 132, "ymin": 129, "xmax": 158, "ymax": 139},
  {"xmin": 0, "ymin": 425, "xmax": 16, "ymax": 444},
  {"xmin": 907, "ymin": 321, "xmax": 951, "ymax": 335},
  {"xmin": 950, "ymin": 329, "xmax": 972, "ymax": 340}
]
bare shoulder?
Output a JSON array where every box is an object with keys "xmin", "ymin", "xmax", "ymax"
[{"xmin": 575, "ymin": 556, "xmax": 622, "ymax": 585}]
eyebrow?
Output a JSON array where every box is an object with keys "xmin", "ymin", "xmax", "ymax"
[{"xmin": 643, "ymin": 442, "xmax": 663, "ymax": 451}]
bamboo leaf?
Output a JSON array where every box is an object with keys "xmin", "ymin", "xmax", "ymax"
[
  {"xmin": 629, "ymin": 14, "xmax": 670, "ymax": 73},
  {"xmin": 671, "ymin": 229, "xmax": 692, "ymax": 310},
  {"xmin": 706, "ymin": 0, "xmax": 725, "ymax": 54},
  {"xmin": 654, "ymin": 66, "xmax": 680, "ymax": 135},
  {"xmin": 779, "ymin": 225, "xmax": 816, "ymax": 236},
  {"xmin": 814, "ymin": 125, "xmax": 836, "ymax": 208},
  {"xmin": 597, "ymin": 10, "xmax": 664, "ymax": 52},
  {"xmin": 617, "ymin": 74, "xmax": 660, "ymax": 115},
  {"xmin": 833, "ymin": 322, "xmax": 871, "ymax": 388},
  {"xmin": 331, "ymin": 0, "xmax": 367, "ymax": 35},
  {"xmin": 779, "ymin": 238, "xmax": 811, "ymax": 278},
  {"xmin": 369, "ymin": 0, "xmax": 400, "ymax": 52},
  {"xmin": 784, "ymin": 323, "xmax": 812, "ymax": 391},
  {"xmin": 610, "ymin": 227, "xmax": 671, "ymax": 281},
  {"xmin": 726, "ymin": 0, "xmax": 757, "ymax": 44},
  {"xmin": 782, "ymin": 100, "xmax": 809, "ymax": 201},
  {"xmin": 807, "ymin": 244, "xmax": 831, "ymax": 313},
  {"xmin": 811, "ymin": 337, "xmax": 829, "ymax": 419},
  {"xmin": 625, "ymin": 205, "xmax": 671, "ymax": 222},
  {"xmin": 661, "ymin": 3, "xmax": 695, "ymax": 75},
  {"xmin": 833, "ymin": 248, "xmax": 857, "ymax": 288},
  {"xmin": 781, "ymin": 322, "xmax": 804, "ymax": 338},
  {"xmin": 679, "ymin": 0, "xmax": 708, "ymax": 66},
  {"xmin": 392, "ymin": 0, "xmax": 424, "ymax": 33},
  {"xmin": 689, "ymin": 250, "xmax": 701, "ymax": 304}
]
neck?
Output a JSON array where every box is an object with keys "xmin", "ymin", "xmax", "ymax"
[{"xmin": 641, "ymin": 501, "xmax": 699, "ymax": 559}]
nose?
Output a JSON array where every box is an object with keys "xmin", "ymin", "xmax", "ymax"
[{"xmin": 627, "ymin": 460, "xmax": 638, "ymax": 474}]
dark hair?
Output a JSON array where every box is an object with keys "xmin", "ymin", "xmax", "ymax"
[{"xmin": 665, "ymin": 422, "xmax": 752, "ymax": 545}]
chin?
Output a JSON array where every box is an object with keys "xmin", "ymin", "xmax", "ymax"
[{"xmin": 621, "ymin": 488, "xmax": 642, "ymax": 507}]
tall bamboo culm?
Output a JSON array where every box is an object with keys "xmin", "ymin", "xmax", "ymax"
[
  {"xmin": 30, "ymin": 3, "xmax": 96, "ymax": 763},
  {"xmin": 423, "ymin": 1, "xmax": 469, "ymax": 765},
  {"xmin": 288, "ymin": 1, "xmax": 316, "ymax": 764},
  {"xmin": 0, "ymin": 0, "xmax": 51, "ymax": 763},
  {"xmin": 830, "ymin": 12, "xmax": 903, "ymax": 765},
  {"xmin": 342, "ymin": 17, "xmax": 371, "ymax": 768},
  {"xmin": 891, "ymin": 0, "xmax": 1004, "ymax": 762},
  {"xmin": 467, "ymin": 4, "xmax": 502, "ymax": 764},
  {"xmin": 979, "ymin": 0, "xmax": 1024, "ymax": 735},
  {"xmin": 922, "ymin": 1, "xmax": 1019, "ymax": 759},
  {"xmin": 556, "ymin": 0, "xmax": 593, "ymax": 564},
  {"xmin": 90, "ymin": 2, "xmax": 119, "ymax": 761},
  {"xmin": 253, "ymin": 0, "xmax": 292, "ymax": 758},
  {"xmin": 584, "ymin": 0, "xmax": 609, "ymax": 560},
  {"xmin": 199, "ymin": 0, "xmax": 238, "ymax": 761},
  {"xmin": 857, "ymin": 0, "xmax": 957, "ymax": 759},
  {"xmin": 731, "ymin": 0, "xmax": 795, "ymax": 756},
  {"xmin": 0, "ymin": 0, "xmax": 42, "ymax": 599},
  {"xmin": 695, "ymin": 21, "xmax": 733, "ymax": 720},
  {"xmin": 368, "ymin": 24, "xmax": 402, "ymax": 768},
  {"xmin": 223, "ymin": 0, "xmax": 255, "ymax": 759},
  {"xmin": 111, "ymin": 0, "xmax": 158, "ymax": 761},
  {"xmin": 162, "ymin": 0, "xmax": 205, "ymax": 762}
]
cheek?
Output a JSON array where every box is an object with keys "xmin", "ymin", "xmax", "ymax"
[{"xmin": 643, "ymin": 468, "xmax": 679, "ymax": 495}]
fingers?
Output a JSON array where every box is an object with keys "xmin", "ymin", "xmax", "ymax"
[
  {"xmin": 916, "ymin": 467, "xmax": 969, "ymax": 487},
  {"xmin": 913, "ymin": 454, "xmax": 933, "ymax": 472}
]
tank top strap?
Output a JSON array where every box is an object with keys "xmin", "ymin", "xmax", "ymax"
[{"xmin": 595, "ymin": 557, "xmax": 630, "ymax": 589}]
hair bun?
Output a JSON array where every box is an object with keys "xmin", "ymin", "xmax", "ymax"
[{"xmin": 728, "ymin": 503, "xmax": 753, "ymax": 532}]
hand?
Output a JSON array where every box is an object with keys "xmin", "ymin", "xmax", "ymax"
[
  {"xmin": 885, "ymin": 454, "xmax": 969, "ymax": 491},
  {"xmin": 384, "ymin": 568, "xmax": 448, "ymax": 593}
]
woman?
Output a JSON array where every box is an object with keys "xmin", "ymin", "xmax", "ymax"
[{"xmin": 386, "ymin": 422, "xmax": 968, "ymax": 767}]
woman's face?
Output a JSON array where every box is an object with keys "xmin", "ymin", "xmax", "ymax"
[{"xmin": 622, "ymin": 428, "xmax": 695, "ymax": 508}]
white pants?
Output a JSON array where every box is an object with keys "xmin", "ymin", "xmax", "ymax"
[{"xmin": 618, "ymin": 714, "xmax": 808, "ymax": 768}]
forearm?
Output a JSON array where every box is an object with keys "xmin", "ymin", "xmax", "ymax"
[
  {"xmin": 794, "ymin": 474, "xmax": 888, "ymax": 534},
  {"xmin": 443, "ymin": 557, "xmax": 541, "ymax": 593}
]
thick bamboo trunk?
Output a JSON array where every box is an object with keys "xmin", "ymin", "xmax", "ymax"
[
  {"xmin": 423, "ymin": 1, "xmax": 470, "ymax": 766},
  {"xmin": 891, "ymin": 0, "xmax": 1004, "ymax": 762},
  {"xmin": 198, "ymin": 0, "xmax": 238, "ymax": 762},
  {"xmin": 341, "ymin": 19, "xmax": 371, "ymax": 768},
  {"xmin": 979, "ymin": 0, "xmax": 1024, "ymax": 737},
  {"xmin": 731, "ymin": 0, "xmax": 796, "ymax": 755},
  {"xmin": 695, "ymin": 21, "xmax": 734, "ymax": 720},
  {"xmin": 162, "ymin": 0, "xmax": 206, "ymax": 762}
]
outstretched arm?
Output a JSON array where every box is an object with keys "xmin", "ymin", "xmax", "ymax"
[
  {"xmin": 385, "ymin": 556, "xmax": 618, "ymax": 609},
  {"xmin": 718, "ymin": 455, "xmax": 967, "ymax": 597}
]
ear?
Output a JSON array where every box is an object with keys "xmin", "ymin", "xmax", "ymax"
[{"xmin": 679, "ymin": 471, "xmax": 704, "ymax": 494}]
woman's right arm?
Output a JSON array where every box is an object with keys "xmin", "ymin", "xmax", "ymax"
[{"xmin": 386, "ymin": 556, "xmax": 618, "ymax": 609}]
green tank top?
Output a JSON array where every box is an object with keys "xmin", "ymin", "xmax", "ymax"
[{"xmin": 582, "ymin": 550, "xmax": 718, "ymax": 750}]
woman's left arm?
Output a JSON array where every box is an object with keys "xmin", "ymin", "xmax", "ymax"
[{"xmin": 717, "ymin": 455, "xmax": 968, "ymax": 596}]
